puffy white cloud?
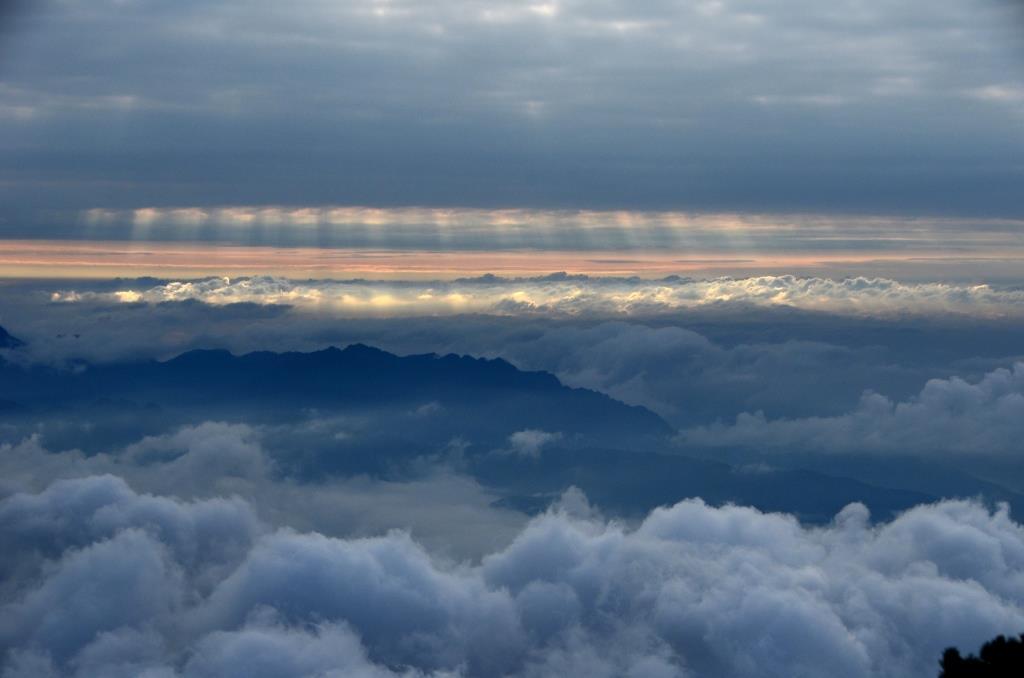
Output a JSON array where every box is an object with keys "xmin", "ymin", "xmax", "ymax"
[
  {"xmin": 506, "ymin": 430, "xmax": 562, "ymax": 458},
  {"xmin": 683, "ymin": 362, "xmax": 1024, "ymax": 456},
  {"xmin": 189, "ymin": 529, "xmax": 524, "ymax": 675},
  {"xmin": 0, "ymin": 423, "xmax": 528, "ymax": 561},
  {"xmin": 0, "ymin": 473, "xmax": 260, "ymax": 590},
  {"xmin": 182, "ymin": 618, "xmax": 445, "ymax": 678},
  {"xmin": 3, "ymin": 476, "xmax": 1024, "ymax": 678},
  {"xmin": 0, "ymin": 529, "xmax": 181, "ymax": 663},
  {"xmin": 121, "ymin": 423, "xmax": 272, "ymax": 493}
]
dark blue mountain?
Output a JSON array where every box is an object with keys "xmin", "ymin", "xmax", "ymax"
[
  {"xmin": 0, "ymin": 344, "xmax": 672, "ymax": 446},
  {"xmin": 0, "ymin": 325, "xmax": 22, "ymax": 349}
]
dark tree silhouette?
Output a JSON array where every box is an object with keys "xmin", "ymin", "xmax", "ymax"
[{"xmin": 938, "ymin": 633, "xmax": 1024, "ymax": 677}]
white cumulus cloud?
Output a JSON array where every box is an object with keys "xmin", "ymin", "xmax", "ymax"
[
  {"xmin": 683, "ymin": 362, "xmax": 1024, "ymax": 456},
  {"xmin": 3, "ymin": 476, "xmax": 1024, "ymax": 677}
]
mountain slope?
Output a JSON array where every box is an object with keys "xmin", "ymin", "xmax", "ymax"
[
  {"xmin": 0, "ymin": 325, "xmax": 22, "ymax": 349},
  {"xmin": 0, "ymin": 344, "xmax": 672, "ymax": 445}
]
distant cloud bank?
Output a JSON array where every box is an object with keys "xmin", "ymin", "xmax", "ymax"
[
  {"xmin": 682, "ymin": 362, "xmax": 1024, "ymax": 457},
  {"xmin": 50, "ymin": 274, "xmax": 1024, "ymax": 319}
]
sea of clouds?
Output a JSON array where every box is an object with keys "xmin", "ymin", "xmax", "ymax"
[
  {"xmin": 3, "ymin": 422, "xmax": 1024, "ymax": 677},
  {"xmin": 2, "ymin": 471, "xmax": 1024, "ymax": 678}
]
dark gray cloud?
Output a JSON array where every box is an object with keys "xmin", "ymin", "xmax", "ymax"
[
  {"xmin": 0, "ymin": 0, "xmax": 1021, "ymax": 221},
  {"xmin": 3, "ymin": 474, "xmax": 1024, "ymax": 677}
]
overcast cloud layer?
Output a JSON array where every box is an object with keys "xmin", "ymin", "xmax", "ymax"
[{"xmin": 1, "ymin": 0, "xmax": 1022, "ymax": 221}]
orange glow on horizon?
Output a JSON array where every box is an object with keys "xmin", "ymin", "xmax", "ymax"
[{"xmin": 1, "ymin": 240, "xmax": 1023, "ymax": 280}]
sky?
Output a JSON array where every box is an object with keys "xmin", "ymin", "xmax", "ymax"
[
  {"xmin": 0, "ymin": 0, "xmax": 1022, "ymax": 273},
  {"xmin": 4, "ymin": 2, "xmax": 1024, "ymax": 677}
]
